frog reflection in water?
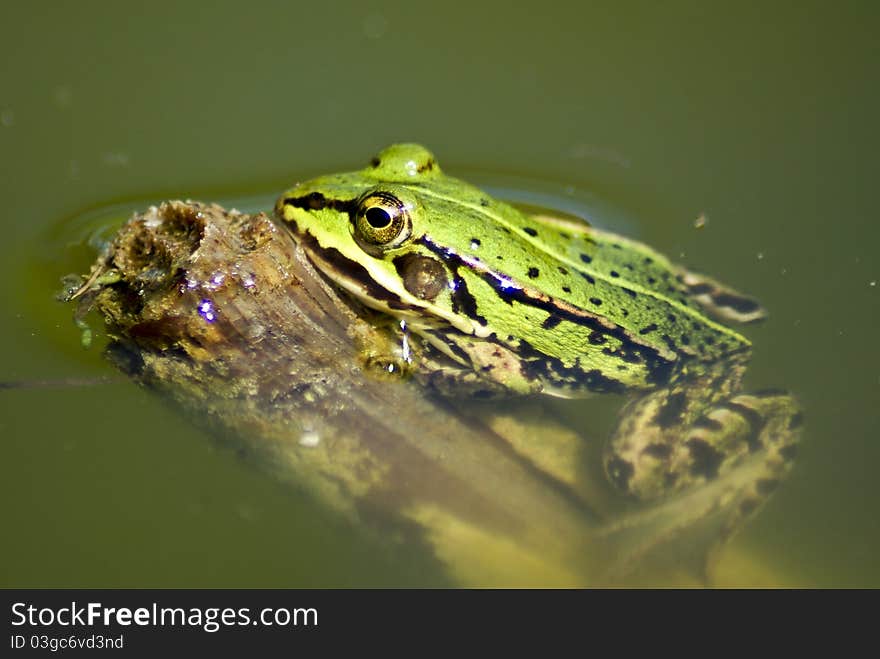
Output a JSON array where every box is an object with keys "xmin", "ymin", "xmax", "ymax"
[{"xmin": 275, "ymin": 144, "xmax": 800, "ymax": 511}]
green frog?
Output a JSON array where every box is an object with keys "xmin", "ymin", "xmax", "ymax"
[{"xmin": 275, "ymin": 144, "xmax": 801, "ymax": 508}]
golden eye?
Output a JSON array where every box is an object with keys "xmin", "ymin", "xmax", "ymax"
[{"xmin": 353, "ymin": 191, "xmax": 412, "ymax": 251}]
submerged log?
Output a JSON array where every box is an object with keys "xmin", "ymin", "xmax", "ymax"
[{"xmin": 69, "ymin": 200, "xmax": 790, "ymax": 586}]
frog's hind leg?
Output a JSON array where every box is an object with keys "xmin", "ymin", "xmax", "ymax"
[
  {"xmin": 605, "ymin": 385, "xmax": 802, "ymax": 512},
  {"xmin": 602, "ymin": 384, "xmax": 801, "ymax": 581},
  {"xmin": 595, "ymin": 392, "xmax": 801, "ymax": 585},
  {"xmin": 678, "ymin": 269, "xmax": 766, "ymax": 324},
  {"xmin": 702, "ymin": 392, "xmax": 802, "ymax": 542}
]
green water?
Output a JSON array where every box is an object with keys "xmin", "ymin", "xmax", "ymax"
[{"xmin": 1, "ymin": 2, "xmax": 877, "ymax": 587}]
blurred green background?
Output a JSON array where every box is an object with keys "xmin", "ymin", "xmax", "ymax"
[{"xmin": 1, "ymin": 1, "xmax": 877, "ymax": 586}]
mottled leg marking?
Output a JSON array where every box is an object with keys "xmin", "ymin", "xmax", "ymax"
[
  {"xmin": 604, "ymin": 377, "xmax": 802, "ymax": 506},
  {"xmin": 678, "ymin": 269, "xmax": 766, "ymax": 324},
  {"xmin": 416, "ymin": 330, "xmax": 543, "ymax": 397},
  {"xmin": 416, "ymin": 364, "xmax": 516, "ymax": 399}
]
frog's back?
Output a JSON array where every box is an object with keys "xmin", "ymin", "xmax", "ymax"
[{"xmin": 407, "ymin": 178, "xmax": 754, "ymax": 371}]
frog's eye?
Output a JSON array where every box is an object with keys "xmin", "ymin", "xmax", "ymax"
[{"xmin": 353, "ymin": 191, "xmax": 412, "ymax": 253}]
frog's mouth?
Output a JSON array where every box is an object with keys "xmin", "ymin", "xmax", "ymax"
[{"xmin": 294, "ymin": 230, "xmax": 462, "ymax": 335}]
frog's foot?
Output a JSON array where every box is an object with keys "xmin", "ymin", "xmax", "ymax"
[
  {"xmin": 352, "ymin": 317, "xmax": 419, "ymax": 381},
  {"xmin": 604, "ymin": 389, "xmax": 802, "ymax": 508}
]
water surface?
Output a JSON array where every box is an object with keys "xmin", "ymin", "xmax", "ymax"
[{"xmin": 1, "ymin": 2, "xmax": 877, "ymax": 586}]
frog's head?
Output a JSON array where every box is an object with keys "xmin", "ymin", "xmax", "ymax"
[{"xmin": 275, "ymin": 143, "xmax": 503, "ymax": 335}]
